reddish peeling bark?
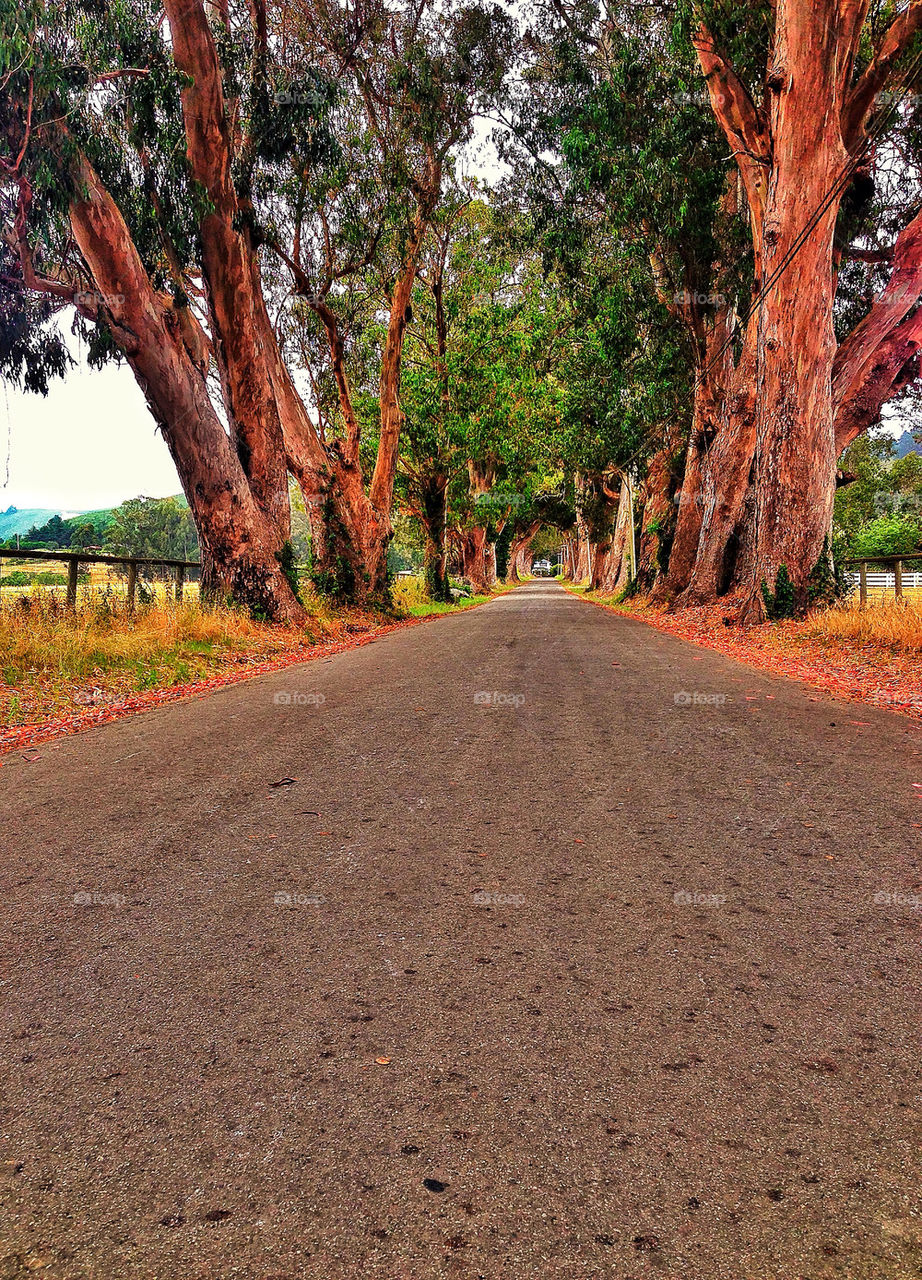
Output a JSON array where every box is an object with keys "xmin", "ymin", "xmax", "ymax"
[
  {"xmin": 162, "ymin": 0, "xmax": 444, "ymax": 602},
  {"xmin": 636, "ymin": 437, "xmax": 681, "ymax": 592},
  {"xmin": 676, "ymin": 319, "xmax": 759, "ymax": 606},
  {"xmin": 461, "ymin": 458, "xmax": 498, "ymax": 593},
  {"xmin": 67, "ymin": 156, "xmax": 304, "ymax": 624},
  {"xmin": 573, "ymin": 473, "xmax": 617, "ymax": 587},
  {"xmin": 739, "ymin": 10, "xmax": 845, "ymax": 614},
  {"xmin": 165, "ymin": 0, "xmax": 290, "ymax": 544},
  {"xmin": 597, "ymin": 481, "xmax": 633, "ymax": 595},
  {"xmin": 835, "ymin": 307, "xmax": 922, "ymax": 451},
  {"xmin": 689, "ymin": 2, "xmax": 922, "ymax": 616},
  {"xmin": 460, "ymin": 528, "xmax": 492, "ymax": 594},
  {"xmin": 506, "ymin": 521, "xmax": 542, "ymax": 583}
]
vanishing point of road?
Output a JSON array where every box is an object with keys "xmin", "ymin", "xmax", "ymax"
[{"xmin": 3, "ymin": 581, "xmax": 921, "ymax": 1279}]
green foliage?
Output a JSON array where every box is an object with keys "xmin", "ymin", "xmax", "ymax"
[
  {"xmin": 276, "ymin": 540, "xmax": 302, "ymax": 604},
  {"xmin": 24, "ymin": 513, "xmax": 72, "ymax": 546},
  {"xmin": 807, "ymin": 537, "xmax": 848, "ymax": 607},
  {"xmin": 761, "ymin": 565, "xmax": 796, "ymax": 620},
  {"xmin": 105, "ymin": 496, "xmax": 198, "ymax": 560},
  {"xmin": 852, "ymin": 515, "xmax": 922, "ymax": 558}
]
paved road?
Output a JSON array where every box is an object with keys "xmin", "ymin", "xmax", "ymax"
[{"xmin": 2, "ymin": 581, "xmax": 922, "ymax": 1280}]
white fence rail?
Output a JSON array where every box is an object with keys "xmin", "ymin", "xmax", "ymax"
[{"xmin": 845, "ymin": 570, "xmax": 922, "ymax": 591}]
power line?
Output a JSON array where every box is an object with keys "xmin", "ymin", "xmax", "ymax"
[{"xmin": 698, "ymin": 42, "xmax": 922, "ymax": 389}]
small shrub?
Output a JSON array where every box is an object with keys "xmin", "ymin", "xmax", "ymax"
[
  {"xmin": 807, "ymin": 536, "xmax": 848, "ymax": 607},
  {"xmin": 762, "ymin": 564, "xmax": 797, "ymax": 620}
]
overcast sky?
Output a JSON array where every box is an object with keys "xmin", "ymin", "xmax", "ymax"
[{"xmin": 0, "ymin": 352, "xmax": 180, "ymax": 513}]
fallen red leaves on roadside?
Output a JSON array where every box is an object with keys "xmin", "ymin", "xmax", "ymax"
[
  {"xmin": 0, "ymin": 615, "xmax": 428, "ymax": 757},
  {"xmin": 581, "ymin": 596, "xmax": 922, "ymax": 723}
]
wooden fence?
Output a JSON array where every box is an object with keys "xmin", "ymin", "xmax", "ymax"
[
  {"xmin": 842, "ymin": 553, "xmax": 922, "ymax": 606},
  {"xmin": 0, "ymin": 547, "xmax": 201, "ymax": 611}
]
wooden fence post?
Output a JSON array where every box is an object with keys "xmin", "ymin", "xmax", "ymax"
[
  {"xmin": 174, "ymin": 564, "xmax": 185, "ymax": 603},
  {"xmin": 859, "ymin": 561, "xmax": 868, "ymax": 608},
  {"xmin": 66, "ymin": 557, "xmax": 79, "ymax": 610},
  {"xmin": 127, "ymin": 560, "xmax": 138, "ymax": 615},
  {"xmin": 895, "ymin": 559, "xmax": 903, "ymax": 602}
]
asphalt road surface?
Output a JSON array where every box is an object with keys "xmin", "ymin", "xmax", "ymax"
[{"xmin": 3, "ymin": 580, "xmax": 922, "ymax": 1280}]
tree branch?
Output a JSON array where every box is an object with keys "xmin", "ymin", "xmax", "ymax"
[{"xmin": 842, "ymin": 0, "xmax": 922, "ymax": 148}]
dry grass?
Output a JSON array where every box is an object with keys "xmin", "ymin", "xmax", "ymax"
[
  {"xmin": 800, "ymin": 598, "xmax": 922, "ymax": 653},
  {"xmin": 0, "ymin": 590, "xmax": 323, "ymax": 729},
  {"xmin": 0, "ymin": 573, "xmax": 516, "ymax": 733},
  {"xmin": 390, "ymin": 575, "xmax": 514, "ymax": 615}
]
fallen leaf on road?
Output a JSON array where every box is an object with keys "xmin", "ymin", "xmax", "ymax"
[
  {"xmin": 269, "ymin": 777, "xmax": 298, "ymax": 788},
  {"xmin": 375, "ymin": 1056, "xmax": 391, "ymax": 1065},
  {"xmin": 803, "ymin": 1057, "xmax": 839, "ymax": 1073}
]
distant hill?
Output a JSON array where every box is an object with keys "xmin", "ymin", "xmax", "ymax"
[
  {"xmin": 894, "ymin": 430, "xmax": 922, "ymax": 459},
  {"xmin": 0, "ymin": 506, "xmax": 87, "ymax": 539}
]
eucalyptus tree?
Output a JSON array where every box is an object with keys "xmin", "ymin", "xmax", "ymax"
[
  {"xmin": 265, "ymin": 0, "xmax": 515, "ymax": 596},
  {"xmin": 502, "ymin": 0, "xmax": 723, "ymax": 591},
  {"xmin": 513, "ymin": 0, "xmax": 922, "ymax": 613},
  {"xmin": 0, "ymin": 0, "xmax": 514, "ymax": 615},
  {"xmin": 397, "ymin": 197, "xmax": 566, "ymax": 595}
]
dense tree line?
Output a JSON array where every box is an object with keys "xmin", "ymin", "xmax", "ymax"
[{"xmin": 3, "ymin": 0, "xmax": 922, "ymax": 618}]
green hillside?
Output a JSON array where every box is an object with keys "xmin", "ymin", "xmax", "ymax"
[{"xmin": 0, "ymin": 506, "xmax": 88, "ymax": 539}]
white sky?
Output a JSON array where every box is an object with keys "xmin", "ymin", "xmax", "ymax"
[{"xmin": 0, "ymin": 352, "xmax": 180, "ymax": 513}]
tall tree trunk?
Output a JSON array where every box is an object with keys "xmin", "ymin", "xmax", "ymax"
[
  {"xmin": 506, "ymin": 521, "xmax": 541, "ymax": 583},
  {"xmin": 166, "ymin": 0, "xmax": 291, "ymax": 544},
  {"xmin": 461, "ymin": 528, "xmax": 492, "ymax": 594},
  {"xmin": 598, "ymin": 481, "xmax": 633, "ymax": 595},
  {"xmin": 636, "ymin": 433, "xmax": 681, "ymax": 592},
  {"xmin": 419, "ymin": 469, "xmax": 451, "ymax": 600},
  {"xmin": 738, "ymin": 3, "xmax": 845, "ymax": 613},
  {"xmin": 692, "ymin": 3, "xmax": 922, "ymax": 615},
  {"xmin": 68, "ymin": 157, "xmax": 304, "ymax": 623},
  {"xmin": 676, "ymin": 325, "xmax": 759, "ymax": 605},
  {"xmin": 462, "ymin": 457, "xmax": 497, "ymax": 593}
]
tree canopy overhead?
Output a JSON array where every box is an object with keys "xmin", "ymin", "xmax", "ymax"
[{"xmin": 3, "ymin": 0, "xmax": 922, "ymax": 616}]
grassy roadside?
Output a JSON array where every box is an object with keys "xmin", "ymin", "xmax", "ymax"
[
  {"xmin": 566, "ymin": 583, "xmax": 922, "ymax": 719},
  {"xmin": 391, "ymin": 576, "xmax": 517, "ymax": 616},
  {"xmin": 0, "ymin": 577, "xmax": 514, "ymax": 746}
]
